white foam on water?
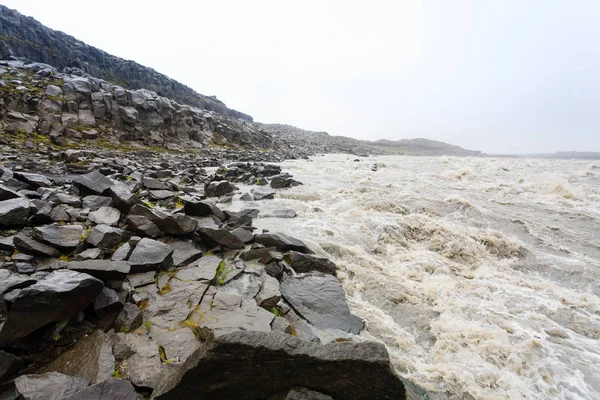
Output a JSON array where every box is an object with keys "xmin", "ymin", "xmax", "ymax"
[{"xmin": 223, "ymin": 154, "xmax": 600, "ymax": 399}]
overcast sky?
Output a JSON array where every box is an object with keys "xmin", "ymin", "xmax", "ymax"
[{"xmin": 3, "ymin": 0, "xmax": 600, "ymax": 154}]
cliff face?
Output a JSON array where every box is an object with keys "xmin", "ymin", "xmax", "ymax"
[{"xmin": 0, "ymin": 5, "xmax": 252, "ymax": 122}]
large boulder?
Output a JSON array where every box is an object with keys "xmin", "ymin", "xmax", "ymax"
[
  {"xmin": 196, "ymin": 227, "xmax": 245, "ymax": 250},
  {"xmin": 41, "ymin": 330, "xmax": 115, "ymax": 384},
  {"xmin": 12, "ymin": 172, "xmax": 52, "ymax": 188},
  {"xmin": 129, "ymin": 204, "xmax": 197, "ymax": 236},
  {"xmin": 183, "ymin": 200, "xmax": 226, "ymax": 221},
  {"xmin": 205, "ymin": 181, "xmax": 235, "ymax": 197},
  {"xmin": 88, "ymin": 206, "xmax": 121, "ymax": 226},
  {"xmin": 33, "ymin": 224, "xmax": 84, "ymax": 250},
  {"xmin": 10, "ymin": 372, "xmax": 89, "ymax": 400},
  {"xmin": 150, "ymin": 331, "xmax": 406, "ymax": 400},
  {"xmin": 86, "ymin": 225, "xmax": 130, "ymax": 250},
  {"xmin": 0, "ymin": 197, "xmax": 34, "ymax": 227},
  {"xmin": 255, "ymin": 233, "xmax": 313, "ymax": 254},
  {"xmin": 0, "ymin": 270, "xmax": 103, "ymax": 344},
  {"xmin": 73, "ymin": 170, "xmax": 114, "ymax": 196},
  {"xmin": 65, "ymin": 379, "xmax": 138, "ymax": 400},
  {"xmin": 128, "ymin": 238, "xmax": 174, "ymax": 272},
  {"xmin": 13, "ymin": 233, "xmax": 60, "ymax": 257},
  {"xmin": 284, "ymin": 251, "xmax": 336, "ymax": 275},
  {"xmin": 280, "ymin": 273, "xmax": 364, "ymax": 335}
]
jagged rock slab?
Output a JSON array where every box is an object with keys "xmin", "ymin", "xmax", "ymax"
[
  {"xmin": 284, "ymin": 251, "xmax": 336, "ymax": 275},
  {"xmin": 64, "ymin": 379, "xmax": 138, "ymax": 400},
  {"xmin": 128, "ymin": 238, "xmax": 174, "ymax": 272},
  {"xmin": 0, "ymin": 269, "xmax": 36, "ymax": 295},
  {"xmin": 150, "ymin": 331, "xmax": 406, "ymax": 400},
  {"xmin": 10, "ymin": 372, "xmax": 89, "ymax": 400},
  {"xmin": 0, "ymin": 270, "xmax": 103, "ymax": 344},
  {"xmin": 13, "ymin": 233, "xmax": 60, "ymax": 257},
  {"xmin": 196, "ymin": 227, "xmax": 244, "ymax": 250},
  {"xmin": 255, "ymin": 233, "xmax": 313, "ymax": 254},
  {"xmin": 129, "ymin": 204, "xmax": 197, "ymax": 236},
  {"xmin": 73, "ymin": 170, "xmax": 114, "ymax": 196},
  {"xmin": 88, "ymin": 206, "xmax": 121, "ymax": 226},
  {"xmin": 280, "ymin": 273, "xmax": 364, "ymax": 335},
  {"xmin": 0, "ymin": 197, "xmax": 34, "ymax": 227},
  {"xmin": 41, "ymin": 330, "xmax": 115, "ymax": 384},
  {"xmin": 33, "ymin": 224, "xmax": 84, "ymax": 250},
  {"xmin": 0, "ymin": 349, "xmax": 23, "ymax": 382},
  {"xmin": 86, "ymin": 224, "xmax": 130, "ymax": 250},
  {"xmin": 66, "ymin": 260, "xmax": 131, "ymax": 281}
]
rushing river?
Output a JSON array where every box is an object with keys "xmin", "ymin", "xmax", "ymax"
[{"xmin": 223, "ymin": 154, "xmax": 600, "ymax": 400}]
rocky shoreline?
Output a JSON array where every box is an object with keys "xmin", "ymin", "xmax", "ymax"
[{"xmin": 0, "ymin": 137, "xmax": 411, "ymax": 399}]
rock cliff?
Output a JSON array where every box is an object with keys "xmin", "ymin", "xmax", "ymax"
[{"xmin": 0, "ymin": 4, "xmax": 252, "ymax": 122}]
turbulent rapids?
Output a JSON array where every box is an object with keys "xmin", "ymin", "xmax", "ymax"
[{"xmin": 224, "ymin": 154, "xmax": 600, "ymax": 400}]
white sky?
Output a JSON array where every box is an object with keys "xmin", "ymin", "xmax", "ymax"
[{"xmin": 3, "ymin": 0, "xmax": 600, "ymax": 154}]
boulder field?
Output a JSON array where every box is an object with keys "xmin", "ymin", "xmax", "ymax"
[{"xmin": 0, "ymin": 147, "xmax": 409, "ymax": 399}]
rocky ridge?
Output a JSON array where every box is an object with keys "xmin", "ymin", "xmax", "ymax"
[
  {"xmin": 0, "ymin": 144, "xmax": 409, "ymax": 399},
  {"xmin": 0, "ymin": 4, "xmax": 252, "ymax": 122}
]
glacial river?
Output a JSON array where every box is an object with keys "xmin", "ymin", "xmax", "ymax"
[{"xmin": 225, "ymin": 154, "xmax": 600, "ymax": 400}]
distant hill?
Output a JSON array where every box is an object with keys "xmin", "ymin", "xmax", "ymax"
[{"xmin": 367, "ymin": 138, "xmax": 482, "ymax": 156}]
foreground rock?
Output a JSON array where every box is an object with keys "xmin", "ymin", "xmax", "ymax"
[
  {"xmin": 151, "ymin": 331, "xmax": 406, "ymax": 400},
  {"xmin": 0, "ymin": 270, "xmax": 103, "ymax": 344},
  {"xmin": 280, "ymin": 273, "xmax": 364, "ymax": 335}
]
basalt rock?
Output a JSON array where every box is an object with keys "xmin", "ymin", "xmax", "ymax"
[
  {"xmin": 0, "ymin": 270, "xmax": 103, "ymax": 344},
  {"xmin": 150, "ymin": 331, "xmax": 406, "ymax": 400}
]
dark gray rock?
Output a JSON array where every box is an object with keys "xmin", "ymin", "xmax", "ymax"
[
  {"xmin": 148, "ymin": 190, "xmax": 175, "ymax": 201},
  {"xmin": 205, "ymin": 181, "xmax": 235, "ymax": 197},
  {"xmin": 0, "ymin": 349, "xmax": 23, "ymax": 382},
  {"xmin": 13, "ymin": 172, "xmax": 52, "ymax": 188},
  {"xmin": 142, "ymin": 176, "xmax": 168, "ymax": 190},
  {"xmin": 129, "ymin": 204, "xmax": 197, "ymax": 236},
  {"xmin": 128, "ymin": 237, "xmax": 174, "ymax": 272},
  {"xmin": 125, "ymin": 215, "xmax": 161, "ymax": 238},
  {"xmin": 167, "ymin": 240, "xmax": 203, "ymax": 267},
  {"xmin": 82, "ymin": 195, "xmax": 114, "ymax": 211},
  {"xmin": 109, "ymin": 184, "xmax": 141, "ymax": 213},
  {"xmin": 0, "ymin": 235, "xmax": 14, "ymax": 251},
  {"xmin": 41, "ymin": 330, "xmax": 115, "ymax": 384},
  {"xmin": 176, "ymin": 256, "xmax": 221, "ymax": 282},
  {"xmin": 0, "ymin": 184, "xmax": 22, "ymax": 201},
  {"xmin": 0, "ymin": 270, "xmax": 36, "ymax": 294},
  {"xmin": 255, "ymin": 275, "xmax": 281, "ymax": 310},
  {"xmin": 13, "ymin": 233, "xmax": 60, "ymax": 257},
  {"xmin": 93, "ymin": 287, "xmax": 123, "ymax": 316},
  {"xmin": 250, "ymin": 187, "xmax": 276, "ymax": 200},
  {"xmin": 280, "ymin": 273, "xmax": 364, "ymax": 335},
  {"xmin": 65, "ymin": 379, "xmax": 138, "ymax": 400},
  {"xmin": 112, "ymin": 242, "xmax": 133, "ymax": 261},
  {"xmin": 86, "ymin": 225, "xmax": 130, "ymax": 250},
  {"xmin": 286, "ymin": 320, "xmax": 320, "ymax": 343},
  {"xmin": 197, "ymin": 227, "xmax": 244, "ymax": 250},
  {"xmin": 73, "ymin": 170, "xmax": 114, "ymax": 196},
  {"xmin": 33, "ymin": 224, "xmax": 84, "ymax": 250},
  {"xmin": 48, "ymin": 192, "xmax": 82, "ymax": 207},
  {"xmin": 0, "ymin": 270, "xmax": 103, "ymax": 344},
  {"xmin": 114, "ymin": 303, "xmax": 143, "ymax": 333},
  {"xmin": 284, "ymin": 251, "xmax": 336, "ymax": 276},
  {"xmin": 66, "ymin": 260, "xmax": 131, "ymax": 281},
  {"xmin": 183, "ymin": 200, "xmax": 226, "ymax": 221},
  {"xmin": 150, "ymin": 331, "xmax": 405, "ymax": 400},
  {"xmin": 88, "ymin": 206, "xmax": 121, "ymax": 226},
  {"xmin": 12, "ymin": 372, "xmax": 89, "ymax": 400},
  {"xmin": 270, "ymin": 175, "xmax": 300, "ymax": 189},
  {"xmin": 0, "ymin": 197, "xmax": 34, "ymax": 227},
  {"xmin": 241, "ymin": 246, "xmax": 277, "ymax": 261},
  {"xmin": 255, "ymin": 233, "xmax": 313, "ymax": 254}
]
